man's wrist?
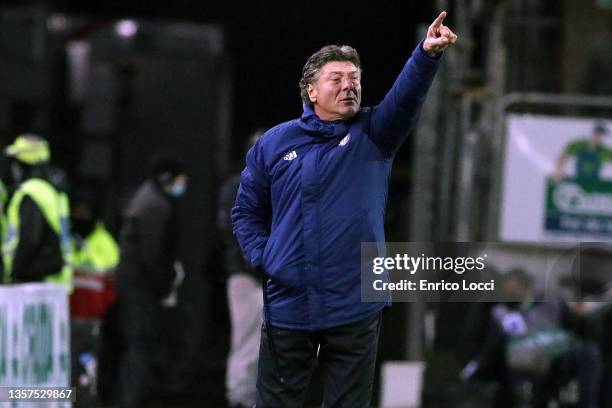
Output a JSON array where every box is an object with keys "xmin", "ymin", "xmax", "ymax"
[{"xmin": 420, "ymin": 41, "xmax": 443, "ymax": 60}]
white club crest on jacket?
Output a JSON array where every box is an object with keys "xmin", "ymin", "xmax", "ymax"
[{"xmin": 339, "ymin": 133, "xmax": 350, "ymax": 146}]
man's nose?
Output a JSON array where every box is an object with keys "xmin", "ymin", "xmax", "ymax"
[{"xmin": 341, "ymin": 77, "xmax": 354, "ymax": 90}]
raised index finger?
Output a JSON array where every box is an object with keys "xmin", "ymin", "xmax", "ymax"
[{"xmin": 432, "ymin": 11, "xmax": 447, "ymax": 28}]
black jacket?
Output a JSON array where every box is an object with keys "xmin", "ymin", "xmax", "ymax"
[
  {"xmin": 10, "ymin": 169, "xmax": 65, "ymax": 282},
  {"xmin": 117, "ymin": 180, "xmax": 178, "ymax": 299},
  {"xmin": 11, "ymin": 195, "xmax": 63, "ymax": 282}
]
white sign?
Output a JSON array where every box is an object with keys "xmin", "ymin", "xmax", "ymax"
[
  {"xmin": 500, "ymin": 114, "xmax": 612, "ymax": 242},
  {"xmin": 0, "ymin": 283, "xmax": 71, "ymax": 408}
]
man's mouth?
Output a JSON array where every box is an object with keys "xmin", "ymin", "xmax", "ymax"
[{"xmin": 340, "ymin": 97, "xmax": 356, "ymax": 102}]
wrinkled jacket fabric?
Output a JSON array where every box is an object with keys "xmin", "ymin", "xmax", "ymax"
[{"xmin": 232, "ymin": 42, "xmax": 441, "ymax": 330}]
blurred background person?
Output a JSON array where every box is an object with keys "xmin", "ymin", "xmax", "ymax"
[
  {"xmin": 560, "ymin": 244, "xmax": 612, "ymax": 408},
  {"xmin": 70, "ymin": 187, "xmax": 119, "ymax": 320},
  {"xmin": 68, "ymin": 187, "xmax": 120, "ymax": 407},
  {"xmin": 218, "ymin": 129, "xmax": 264, "ymax": 408},
  {"xmin": 0, "ymin": 178, "xmax": 7, "ymax": 279},
  {"xmin": 461, "ymin": 269, "xmax": 602, "ymax": 408},
  {"xmin": 115, "ymin": 154, "xmax": 188, "ymax": 408},
  {"xmin": 2, "ymin": 134, "xmax": 73, "ymax": 290}
]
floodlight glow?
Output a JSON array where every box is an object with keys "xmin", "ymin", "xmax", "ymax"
[
  {"xmin": 47, "ymin": 13, "xmax": 69, "ymax": 32},
  {"xmin": 115, "ymin": 20, "xmax": 138, "ymax": 37}
]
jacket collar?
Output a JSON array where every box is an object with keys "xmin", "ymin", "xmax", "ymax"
[{"xmin": 298, "ymin": 102, "xmax": 352, "ymax": 139}]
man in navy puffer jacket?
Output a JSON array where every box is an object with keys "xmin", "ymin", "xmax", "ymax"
[{"xmin": 232, "ymin": 11, "xmax": 457, "ymax": 408}]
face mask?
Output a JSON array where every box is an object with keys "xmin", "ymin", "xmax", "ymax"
[
  {"xmin": 72, "ymin": 218, "xmax": 96, "ymax": 238},
  {"xmin": 169, "ymin": 182, "xmax": 187, "ymax": 197}
]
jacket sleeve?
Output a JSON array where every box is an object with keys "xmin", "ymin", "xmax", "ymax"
[
  {"xmin": 231, "ymin": 141, "xmax": 271, "ymax": 270},
  {"xmin": 370, "ymin": 41, "xmax": 441, "ymax": 156}
]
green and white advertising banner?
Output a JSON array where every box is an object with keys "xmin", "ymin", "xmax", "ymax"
[
  {"xmin": 500, "ymin": 114, "xmax": 612, "ymax": 242},
  {"xmin": 545, "ymin": 178, "xmax": 612, "ymax": 235},
  {"xmin": 0, "ymin": 284, "xmax": 71, "ymax": 407}
]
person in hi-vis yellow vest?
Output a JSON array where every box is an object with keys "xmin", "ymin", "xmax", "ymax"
[
  {"xmin": 68, "ymin": 190, "xmax": 120, "ymax": 404},
  {"xmin": 2, "ymin": 134, "xmax": 73, "ymax": 291},
  {"xmin": 0, "ymin": 179, "xmax": 7, "ymax": 279},
  {"xmin": 70, "ymin": 190, "xmax": 119, "ymax": 318},
  {"xmin": 0, "ymin": 179, "xmax": 7, "ymax": 227}
]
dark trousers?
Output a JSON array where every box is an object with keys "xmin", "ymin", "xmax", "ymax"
[
  {"xmin": 256, "ymin": 311, "xmax": 382, "ymax": 408},
  {"xmin": 117, "ymin": 289, "xmax": 162, "ymax": 408},
  {"xmin": 98, "ymin": 303, "xmax": 122, "ymax": 405}
]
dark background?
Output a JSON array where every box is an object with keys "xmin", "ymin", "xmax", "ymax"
[{"xmin": 30, "ymin": 0, "xmax": 436, "ymax": 157}]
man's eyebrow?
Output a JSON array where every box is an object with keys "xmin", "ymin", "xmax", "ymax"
[{"xmin": 327, "ymin": 70, "xmax": 360, "ymax": 76}]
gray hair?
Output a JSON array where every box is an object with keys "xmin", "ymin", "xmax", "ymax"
[{"xmin": 298, "ymin": 45, "xmax": 361, "ymax": 105}]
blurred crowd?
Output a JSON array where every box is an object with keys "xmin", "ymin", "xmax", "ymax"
[
  {"xmin": 459, "ymin": 262, "xmax": 612, "ymax": 408},
  {"xmin": 0, "ymin": 133, "xmax": 187, "ymax": 407},
  {"xmin": 0, "ymin": 131, "xmax": 262, "ymax": 408}
]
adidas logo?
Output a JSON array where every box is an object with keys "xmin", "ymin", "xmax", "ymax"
[{"xmin": 283, "ymin": 150, "xmax": 298, "ymax": 161}]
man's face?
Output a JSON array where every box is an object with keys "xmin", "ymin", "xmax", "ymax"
[
  {"xmin": 592, "ymin": 130, "xmax": 605, "ymax": 145},
  {"xmin": 164, "ymin": 174, "xmax": 188, "ymax": 198},
  {"xmin": 502, "ymin": 278, "xmax": 530, "ymax": 303},
  {"xmin": 307, "ymin": 61, "xmax": 361, "ymax": 121},
  {"xmin": 71, "ymin": 203, "xmax": 95, "ymax": 237}
]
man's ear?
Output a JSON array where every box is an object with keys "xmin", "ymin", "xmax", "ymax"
[{"xmin": 307, "ymin": 83, "xmax": 317, "ymax": 103}]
